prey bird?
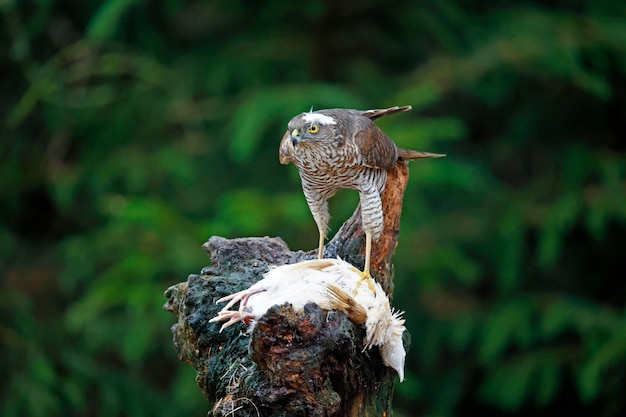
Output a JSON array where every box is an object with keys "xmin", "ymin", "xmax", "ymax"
[
  {"xmin": 279, "ymin": 106, "xmax": 444, "ymax": 287},
  {"xmin": 210, "ymin": 258, "xmax": 407, "ymax": 381}
]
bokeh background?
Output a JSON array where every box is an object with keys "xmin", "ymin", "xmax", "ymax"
[{"xmin": 2, "ymin": 0, "xmax": 625, "ymax": 416}]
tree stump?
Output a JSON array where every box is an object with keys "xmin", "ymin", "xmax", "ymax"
[{"xmin": 163, "ymin": 162, "xmax": 412, "ymax": 416}]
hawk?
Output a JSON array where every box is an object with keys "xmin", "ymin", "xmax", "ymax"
[{"xmin": 279, "ymin": 105, "xmax": 444, "ymax": 284}]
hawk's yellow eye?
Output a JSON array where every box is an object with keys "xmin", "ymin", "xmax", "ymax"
[{"xmin": 308, "ymin": 124, "xmax": 319, "ymax": 134}]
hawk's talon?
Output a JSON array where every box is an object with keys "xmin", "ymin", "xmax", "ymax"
[
  {"xmin": 354, "ymin": 230, "xmax": 377, "ymax": 295},
  {"xmin": 353, "ymin": 269, "xmax": 377, "ymax": 296}
]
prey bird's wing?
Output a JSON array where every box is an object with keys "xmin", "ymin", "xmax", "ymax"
[{"xmin": 279, "ymin": 129, "xmax": 294, "ymax": 164}]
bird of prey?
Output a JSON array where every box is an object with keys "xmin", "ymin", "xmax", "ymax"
[
  {"xmin": 279, "ymin": 105, "xmax": 444, "ymax": 285},
  {"xmin": 210, "ymin": 258, "xmax": 407, "ymax": 381}
]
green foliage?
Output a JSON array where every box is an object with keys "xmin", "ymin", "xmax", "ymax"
[{"xmin": 1, "ymin": 0, "xmax": 625, "ymax": 416}]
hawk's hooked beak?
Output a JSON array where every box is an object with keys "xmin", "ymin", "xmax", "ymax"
[{"xmin": 291, "ymin": 129, "xmax": 301, "ymax": 146}]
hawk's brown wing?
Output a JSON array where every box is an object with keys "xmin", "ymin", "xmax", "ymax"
[
  {"xmin": 353, "ymin": 121, "xmax": 398, "ymax": 170},
  {"xmin": 360, "ymin": 105, "xmax": 412, "ymax": 121},
  {"xmin": 279, "ymin": 129, "xmax": 294, "ymax": 164}
]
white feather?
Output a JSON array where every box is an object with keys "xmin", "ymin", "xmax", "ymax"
[
  {"xmin": 302, "ymin": 112, "xmax": 337, "ymax": 125},
  {"xmin": 210, "ymin": 258, "xmax": 406, "ymax": 381}
]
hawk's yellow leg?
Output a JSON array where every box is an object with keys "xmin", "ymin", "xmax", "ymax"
[
  {"xmin": 355, "ymin": 231, "xmax": 377, "ymax": 294},
  {"xmin": 317, "ymin": 232, "xmax": 325, "ymax": 259}
]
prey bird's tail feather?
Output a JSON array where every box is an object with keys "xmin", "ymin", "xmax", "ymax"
[
  {"xmin": 324, "ymin": 284, "xmax": 368, "ymax": 325},
  {"xmin": 361, "ymin": 105, "xmax": 412, "ymax": 121},
  {"xmin": 397, "ymin": 149, "xmax": 446, "ymax": 161}
]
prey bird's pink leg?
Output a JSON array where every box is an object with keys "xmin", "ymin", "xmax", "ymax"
[
  {"xmin": 215, "ymin": 287, "xmax": 267, "ymax": 312},
  {"xmin": 211, "ymin": 287, "xmax": 267, "ymax": 332},
  {"xmin": 209, "ymin": 310, "xmax": 255, "ymax": 332}
]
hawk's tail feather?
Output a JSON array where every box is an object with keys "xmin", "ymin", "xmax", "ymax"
[
  {"xmin": 397, "ymin": 149, "xmax": 446, "ymax": 161},
  {"xmin": 362, "ymin": 105, "xmax": 412, "ymax": 121}
]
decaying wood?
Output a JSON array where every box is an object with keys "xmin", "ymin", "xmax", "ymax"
[{"xmin": 163, "ymin": 162, "xmax": 411, "ymax": 416}]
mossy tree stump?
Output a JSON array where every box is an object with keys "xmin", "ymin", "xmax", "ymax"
[{"xmin": 164, "ymin": 163, "xmax": 412, "ymax": 416}]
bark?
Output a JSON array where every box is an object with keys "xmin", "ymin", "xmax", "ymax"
[{"xmin": 163, "ymin": 162, "xmax": 411, "ymax": 416}]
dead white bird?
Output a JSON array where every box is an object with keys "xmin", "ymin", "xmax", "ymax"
[{"xmin": 209, "ymin": 258, "xmax": 406, "ymax": 381}]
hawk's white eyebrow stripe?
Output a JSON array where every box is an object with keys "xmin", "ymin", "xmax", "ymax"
[{"xmin": 302, "ymin": 112, "xmax": 337, "ymax": 125}]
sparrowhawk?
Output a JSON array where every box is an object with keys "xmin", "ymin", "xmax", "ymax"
[{"xmin": 279, "ymin": 105, "xmax": 444, "ymax": 283}]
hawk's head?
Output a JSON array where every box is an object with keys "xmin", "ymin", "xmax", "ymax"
[{"xmin": 287, "ymin": 111, "xmax": 337, "ymax": 147}]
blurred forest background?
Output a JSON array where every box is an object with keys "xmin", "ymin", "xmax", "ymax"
[{"xmin": 1, "ymin": 0, "xmax": 625, "ymax": 416}]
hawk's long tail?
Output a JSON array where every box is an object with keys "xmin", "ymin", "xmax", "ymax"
[
  {"xmin": 361, "ymin": 105, "xmax": 412, "ymax": 121},
  {"xmin": 397, "ymin": 149, "xmax": 446, "ymax": 161}
]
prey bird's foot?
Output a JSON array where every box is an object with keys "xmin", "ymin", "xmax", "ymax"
[
  {"xmin": 215, "ymin": 288, "xmax": 266, "ymax": 313},
  {"xmin": 353, "ymin": 269, "xmax": 377, "ymax": 296},
  {"xmin": 211, "ymin": 288, "xmax": 266, "ymax": 332},
  {"xmin": 209, "ymin": 309, "xmax": 255, "ymax": 332}
]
